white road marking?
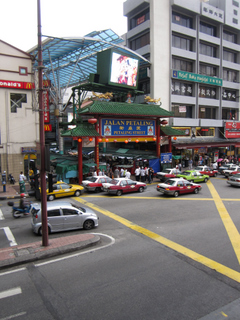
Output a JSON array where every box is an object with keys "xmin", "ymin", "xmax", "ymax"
[
  {"xmin": 3, "ymin": 227, "xmax": 17, "ymax": 246},
  {"xmin": 35, "ymin": 233, "xmax": 115, "ymax": 267},
  {"xmin": 0, "ymin": 209, "xmax": 4, "ymax": 220},
  {"xmin": 0, "ymin": 287, "xmax": 22, "ymax": 299},
  {"xmin": 0, "ymin": 268, "xmax": 26, "ymax": 277},
  {"xmin": 0, "ymin": 312, "xmax": 26, "ymax": 320}
]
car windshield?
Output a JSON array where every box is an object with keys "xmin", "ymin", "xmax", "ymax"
[
  {"xmin": 162, "ymin": 169, "xmax": 171, "ymax": 173},
  {"xmin": 109, "ymin": 179, "xmax": 119, "ymax": 185},
  {"xmin": 195, "ymin": 167, "xmax": 203, "ymax": 170},
  {"xmin": 86, "ymin": 177, "xmax": 97, "ymax": 182},
  {"xmin": 182, "ymin": 171, "xmax": 191, "ymax": 176},
  {"xmin": 165, "ymin": 179, "xmax": 176, "ymax": 186}
]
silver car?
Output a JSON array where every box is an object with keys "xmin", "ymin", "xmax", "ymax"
[
  {"xmin": 227, "ymin": 173, "xmax": 240, "ymax": 187},
  {"xmin": 31, "ymin": 201, "xmax": 98, "ymax": 235}
]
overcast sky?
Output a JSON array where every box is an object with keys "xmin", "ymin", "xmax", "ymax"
[{"xmin": 0, "ymin": 0, "xmax": 127, "ymax": 52}]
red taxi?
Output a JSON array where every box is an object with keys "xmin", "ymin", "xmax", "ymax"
[
  {"xmin": 82, "ymin": 176, "xmax": 112, "ymax": 192},
  {"xmin": 157, "ymin": 178, "xmax": 202, "ymax": 197},
  {"xmin": 195, "ymin": 166, "xmax": 218, "ymax": 177}
]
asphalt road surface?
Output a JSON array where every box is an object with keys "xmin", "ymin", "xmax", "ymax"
[{"xmin": 1, "ymin": 176, "xmax": 240, "ymax": 319}]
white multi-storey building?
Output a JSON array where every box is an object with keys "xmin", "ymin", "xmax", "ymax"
[
  {"xmin": 123, "ymin": 0, "xmax": 240, "ymax": 161},
  {"xmin": 0, "ymin": 40, "xmax": 39, "ymax": 180}
]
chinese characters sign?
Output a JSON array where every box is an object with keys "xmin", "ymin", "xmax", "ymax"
[{"xmin": 101, "ymin": 119, "xmax": 156, "ymax": 136}]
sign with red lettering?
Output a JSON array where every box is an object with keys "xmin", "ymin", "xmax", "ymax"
[
  {"xmin": 225, "ymin": 121, "xmax": 240, "ymax": 138},
  {"xmin": 0, "ymin": 80, "xmax": 35, "ymax": 90},
  {"xmin": 137, "ymin": 15, "xmax": 145, "ymax": 25}
]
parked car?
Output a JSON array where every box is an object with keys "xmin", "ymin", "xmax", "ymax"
[
  {"xmin": 82, "ymin": 176, "xmax": 112, "ymax": 192},
  {"xmin": 156, "ymin": 178, "xmax": 202, "ymax": 197},
  {"xmin": 156, "ymin": 168, "xmax": 181, "ymax": 181},
  {"xmin": 195, "ymin": 166, "xmax": 218, "ymax": 177},
  {"xmin": 45, "ymin": 181, "xmax": 84, "ymax": 201},
  {"xmin": 102, "ymin": 178, "xmax": 147, "ymax": 196},
  {"xmin": 227, "ymin": 173, "xmax": 240, "ymax": 187},
  {"xmin": 176, "ymin": 170, "xmax": 209, "ymax": 183},
  {"xmin": 31, "ymin": 201, "xmax": 98, "ymax": 235},
  {"xmin": 228, "ymin": 168, "xmax": 240, "ymax": 177}
]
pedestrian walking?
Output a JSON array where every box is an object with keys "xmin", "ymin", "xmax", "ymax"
[
  {"xmin": 114, "ymin": 167, "xmax": 120, "ymax": 178},
  {"xmin": 135, "ymin": 166, "xmax": 140, "ymax": 181},
  {"xmin": 140, "ymin": 167, "xmax": 146, "ymax": 182}
]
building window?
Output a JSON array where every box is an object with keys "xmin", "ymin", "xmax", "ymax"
[
  {"xmin": 199, "ymin": 43, "xmax": 217, "ymax": 57},
  {"xmin": 233, "ymin": 0, "xmax": 239, "ymax": 7},
  {"xmin": 223, "ymin": 30, "xmax": 237, "ymax": 43},
  {"xmin": 223, "ymin": 49, "xmax": 237, "ymax": 63},
  {"xmin": 172, "ymin": 81, "xmax": 193, "ymax": 96},
  {"xmin": 233, "ymin": 18, "xmax": 238, "ymax": 24},
  {"xmin": 172, "ymin": 58, "xmax": 193, "ymax": 72},
  {"xmin": 223, "ymin": 69, "xmax": 238, "ymax": 82},
  {"xmin": 172, "ymin": 35, "xmax": 193, "ymax": 51},
  {"xmin": 172, "ymin": 105, "xmax": 193, "ymax": 118},
  {"xmin": 10, "ymin": 93, "xmax": 27, "ymax": 113},
  {"xmin": 138, "ymin": 80, "xmax": 150, "ymax": 94},
  {"xmin": 222, "ymin": 89, "xmax": 237, "ymax": 101},
  {"xmin": 200, "ymin": 21, "xmax": 217, "ymax": 37},
  {"xmin": 199, "ymin": 86, "xmax": 216, "ymax": 99},
  {"xmin": 199, "ymin": 64, "xmax": 217, "ymax": 77},
  {"xmin": 199, "ymin": 107, "xmax": 216, "ymax": 119},
  {"xmin": 130, "ymin": 8, "xmax": 150, "ymax": 30},
  {"xmin": 19, "ymin": 66, "xmax": 28, "ymax": 75},
  {"xmin": 130, "ymin": 32, "xmax": 150, "ymax": 50},
  {"xmin": 222, "ymin": 108, "xmax": 238, "ymax": 120},
  {"xmin": 172, "ymin": 11, "xmax": 193, "ymax": 28}
]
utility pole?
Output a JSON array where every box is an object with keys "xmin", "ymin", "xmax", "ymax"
[{"xmin": 37, "ymin": 0, "xmax": 48, "ymax": 246}]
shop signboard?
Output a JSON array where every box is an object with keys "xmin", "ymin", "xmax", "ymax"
[
  {"xmin": 101, "ymin": 119, "xmax": 155, "ymax": 136},
  {"xmin": 0, "ymin": 79, "xmax": 35, "ymax": 90},
  {"xmin": 161, "ymin": 153, "xmax": 172, "ymax": 163},
  {"xmin": 225, "ymin": 121, "xmax": 240, "ymax": 139}
]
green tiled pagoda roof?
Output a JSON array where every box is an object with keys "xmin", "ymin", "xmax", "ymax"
[
  {"xmin": 78, "ymin": 101, "xmax": 174, "ymax": 117},
  {"xmin": 161, "ymin": 126, "xmax": 186, "ymax": 136},
  {"xmin": 61, "ymin": 123, "xmax": 100, "ymax": 137}
]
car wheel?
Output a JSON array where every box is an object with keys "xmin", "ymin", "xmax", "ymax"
[
  {"xmin": 194, "ymin": 188, "xmax": 199, "ymax": 194},
  {"xmin": 214, "ymin": 173, "xmax": 217, "ymax": 177},
  {"xmin": 116, "ymin": 190, "xmax": 122, "ymax": 196},
  {"xmin": 38, "ymin": 226, "xmax": 50, "ymax": 236},
  {"xmin": 174, "ymin": 191, "xmax": 179, "ymax": 197},
  {"xmin": 138, "ymin": 187, "xmax": 144, "ymax": 193},
  {"xmin": 48, "ymin": 194, "xmax": 55, "ymax": 201},
  {"xmin": 74, "ymin": 190, "xmax": 81, "ymax": 197},
  {"xmin": 95, "ymin": 187, "xmax": 101, "ymax": 193},
  {"xmin": 83, "ymin": 219, "xmax": 94, "ymax": 230},
  {"xmin": 204, "ymin": 178, "xmax": 208, "ymax": 183}
]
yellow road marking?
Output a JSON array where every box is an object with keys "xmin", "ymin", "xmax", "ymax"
[
  {"xmin": 207, "ymin": 180, "xmax": 240, "ymax": 265},
  {"xmin": 74, "ymin": 197, "xmax": 240, "ymax": 283}
]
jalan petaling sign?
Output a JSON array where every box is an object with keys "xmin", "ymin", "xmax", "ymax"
[
  {"xmin": 101, "ymin": 119, "xmax": 155, "ymax": 136},
  {"xmin": 172, "ymin": 70, "xmax": 222, "ymax": 86}
]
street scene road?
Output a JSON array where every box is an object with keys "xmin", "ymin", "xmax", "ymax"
[{"xmin": 1, "ymin": 176, "xmax": 240, "ymax": 319}]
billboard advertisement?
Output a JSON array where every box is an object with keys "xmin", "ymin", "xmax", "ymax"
[{"xmin": 225, "ymin": 121, "xmax": 240, "ymax": 139}]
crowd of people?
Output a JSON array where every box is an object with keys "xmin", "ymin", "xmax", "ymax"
[{"xmin": 91, "ymin": 164, "xmax": 155, "ymax": 184}]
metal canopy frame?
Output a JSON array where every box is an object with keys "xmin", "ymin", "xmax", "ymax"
[{"xmin": 28, "ymin": 29, "xmax": 150, "ymax": 109}]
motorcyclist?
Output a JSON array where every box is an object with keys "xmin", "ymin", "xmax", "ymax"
[{"xmin": 19, "ymin": 193, "xmax": 28, "ymax": 210}]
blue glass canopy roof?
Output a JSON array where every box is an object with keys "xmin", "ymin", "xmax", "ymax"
[{"xmin": 28, "ymin": 29, "xmax": 150, "ymax": 90}]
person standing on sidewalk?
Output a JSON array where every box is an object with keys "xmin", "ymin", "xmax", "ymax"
[{"xmin": 135, "ymin": 166, "xmax": 140, "ymax": 181}]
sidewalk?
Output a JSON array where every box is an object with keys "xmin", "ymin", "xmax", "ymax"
[
  {"xmin": 0, "ymin": 182, "xmax": 28, "ymax": 200},
  {"xmin": 0, "ymin": 233, "xmax": 101, "ymax": 270}
]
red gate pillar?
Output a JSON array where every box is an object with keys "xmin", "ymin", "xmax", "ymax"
[
  {"xmin": 168, "ymin": 136, "xmax": 172, "ymax": 152},
  {"xmin": 78, "ymin": 139, "xmax": 83, "ymax": 183},
  {"xmin": 156, "ymin": 119, "xmax": 161, "ymax": 158}
]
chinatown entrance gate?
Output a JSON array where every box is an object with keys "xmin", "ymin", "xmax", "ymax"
[{"xmin": 61, "ymin": 83, "xmax": 184, "ymax": 183}]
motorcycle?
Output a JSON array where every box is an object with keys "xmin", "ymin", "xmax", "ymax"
[
  {"xmin": 7, "ymin": 201, "xmax": 32, "ymax": 219},
  {"xmin": 8, "ymin": 174, "xmax": 15, "ymax": 184}
]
